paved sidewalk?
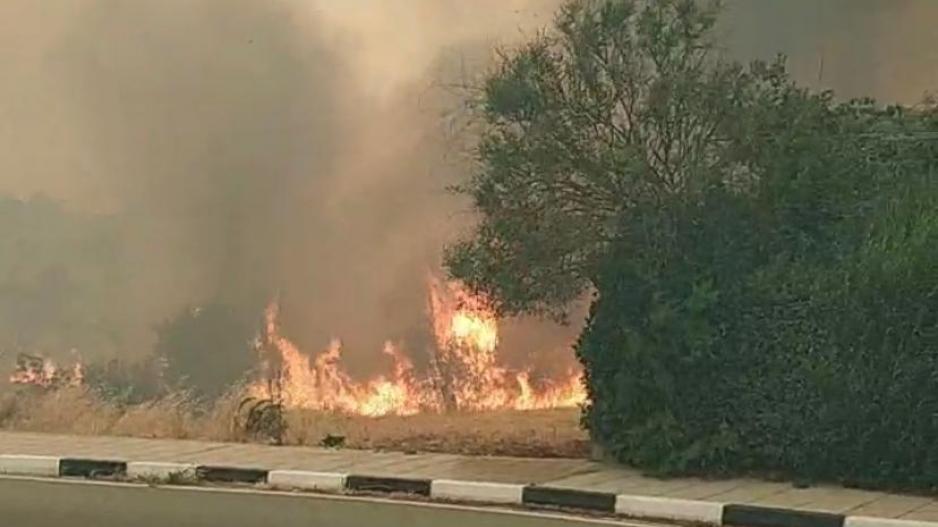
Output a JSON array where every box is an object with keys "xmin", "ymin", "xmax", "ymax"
[{"xmin": 1, "ymin": 431, "xmax": 936, "ymax": 522}]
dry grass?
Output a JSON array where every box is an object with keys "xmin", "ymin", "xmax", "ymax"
[
  {"xmin": 283, "ymin": 407, "xmax": 589, "ymax": 458},
  {"xmin": 0, "ymin": 387, "xmax": 589, "ymax": 458}
]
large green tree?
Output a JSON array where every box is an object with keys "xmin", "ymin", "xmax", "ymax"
[{"xmin": 446, "ymin": 0, "xmax": 809, "ymax": 319}]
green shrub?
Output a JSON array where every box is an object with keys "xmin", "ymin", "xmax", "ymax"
[{"xmin": 578, "ymin": 104, "xmax": 938, "ymax": 488}]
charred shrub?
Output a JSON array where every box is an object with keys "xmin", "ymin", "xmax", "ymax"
[
  {"xmin": 83, "ymin": 357, "xmax": 165, "ymax": 405},
  {"xmin": 235, "ymin": 395, "xmax": 286, "ymax": 445},
  {"xmin": 155, "ymin": 304, "xmax": 256, "ymax": 401}
]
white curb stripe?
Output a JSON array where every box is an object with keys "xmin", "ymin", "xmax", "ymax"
[
  {"xmin": 0, "ymin": 455, "xmax": 60, "ymax": 477},
  {"xmin": 268, "ymin": 470, "xmax": 347, "ymax": 492},
  {"xmin": 431, "ymin": 479, "xmax": 524, "ymax": 505},
  {"xmin": 846, "ymin": 517, "xmax": 938, "ymax": 527},
  {"xmin": 616, "ymin": 495, "xmax": 724, "ymax": 525},
  {"xmin": 127, "ymin": 462, "xmax": 196, "ymax": 480}
]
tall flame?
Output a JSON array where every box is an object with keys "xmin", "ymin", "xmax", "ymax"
[
  {"xmin": 250, "ymin": 303, "xmax": 430, "ymax": 416},
  {"xmin": 250, "ymin": 277, "xmax": 586, "ymax": 416}
]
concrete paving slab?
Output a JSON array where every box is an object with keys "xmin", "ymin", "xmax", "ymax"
[
  {"xmin": 902, "ymin": 508, "xmax": 938, "ymax": 523},
  {"xmin": 661, "ymin": 479, "xmax": 746, "ymax": 500},
  {"xmin": 745, "ymin": 488, "xmax": 812, "ymax": 508},
  {"xmin": 850, "ymin": 495, "xmax": 936, "ymax": 519},
  {"xmin": 703, "ymin": 480, "xmax": 791, "ymax": 503},
  {"xmin": 588, "ymin": 477, "xmax": 702, "ymax": 496},
  {"xmin": 795, "ymin": 489, "xmax": 885, "ymax": 514},
  {"xmin": 542, "ymin": 469, "xmax": 641, "ymax": 489}
]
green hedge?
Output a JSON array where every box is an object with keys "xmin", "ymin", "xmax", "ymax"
[{"xmin": 577, "ymin": 103, "xmax": 938, "ymax": 488}]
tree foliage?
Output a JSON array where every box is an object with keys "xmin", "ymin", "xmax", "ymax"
[
  {"xmin": 577, "ymin": 100, "xmax": 938, "ymax": 485},
  {"xmin": 448, "ymin": 0, "xmax": 762, "ymax": 318},
  {"xmin": 449, "ymin": 0, "xmax": 938, "ymax": 487}
]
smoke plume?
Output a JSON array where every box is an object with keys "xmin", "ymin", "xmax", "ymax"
[
  {"xmin": 0, "ymin": 0, "xmax": 935, "ymax": 377},
  {"xmin": 0, "ymin": 0, "xmax": 563, "ymax": 373}
]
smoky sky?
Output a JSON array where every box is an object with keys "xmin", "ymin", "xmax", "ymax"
[
  {"xmin": 0, "ymin": 0, "xmax": 936, "ymax": 372},
  {"xmin": 723, "ymin": 0, "xmax": 938, "ymax": 103},
  {"xmin": 0, "ymin": 0, "xmax": 562, "ymax": 371}
]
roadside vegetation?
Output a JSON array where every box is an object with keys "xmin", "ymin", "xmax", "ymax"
[
  {"xmin": 448, "ymin": 0, "xmax": 938, "ymax": 488},
  {"xmin": 0, "ymin": 386, "xmax": 586, "ymax": 458}
]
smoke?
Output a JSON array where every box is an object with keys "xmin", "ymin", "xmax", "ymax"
[
  {"xmin": 0, "ymin": 0, "xmax": 562, "ymax": 373},
  {"xmin": 0, "ymin": 0, "xmax": 935, "ymax": 377},
  {"xmin": 723, "ymin": 0, "xmax": 938, "ymax": 103}
]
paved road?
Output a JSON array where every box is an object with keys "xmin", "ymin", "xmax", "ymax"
[{"xmin": 0, "ymin": 476, "xmax": 633, "ymax": 527}]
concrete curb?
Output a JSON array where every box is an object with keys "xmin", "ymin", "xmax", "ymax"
[
  {"xmin": 723, "ymin": 504, "xmax": 844, "ymax": 527},
  {"xmin": 523, "ymin": 486, "xmax": 617, "ymax": 513},
  {"xmin": 59, "ymin": 458, "xmax": 126, "ymax": 478},
  {"xmin": 346, "ymin": 475, "xmax": 432, "ymax": 496},
  {"xmin": 617, "ymin": 495, "xmax": 724, "ymax": 525},
  {"xmin": 845, "ymin": 517, "xmax": 938, "ymax": 527},
  {"xmin": 195, "ymin": 466, "xmax": 268, "ymax": 484},
  {"xmin": 1, "ymin": 456, "xmax": 936, "ymax": 527},
  {"xmin": 431, "ymin": 479, "xmax": 524, "ymax": 505},
  {"xmin": 0, "ymin": 455, "xmax": 60, "ymax": 477},
  {"xmin": 127, "ymin": 462, "xmax": 196, "ymax": 480},
  {"xmin": 268, "ymin": 470, "xmax": 347, "ymax": 492}
]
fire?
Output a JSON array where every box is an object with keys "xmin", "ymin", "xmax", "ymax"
[
  {"xmin": 250, "ymin": 304, "xmax": 429, "ymax": 416},
  {"xmin": 250, "ymin": 277, "xmax": 586, "ymax": 416},
  {"xmin": 9, "ymin": 353, "xmax": 83, "ymax": 389}
]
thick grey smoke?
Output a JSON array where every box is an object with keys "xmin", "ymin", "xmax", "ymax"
[
  {"xmin": 58, "ymin": 1, "xmax": 349, "ymax": 351},
  {"xmin": 0, "ymin": 0, "xmax": 561, "ymax": 374},
  {"xmin": 0, "ymin": 0, "xmax": 935, "ymax": 377}
]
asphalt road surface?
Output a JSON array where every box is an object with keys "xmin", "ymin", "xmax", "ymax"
[{"xmin": 0, "ymin": 476, "xmax": 636, "ymax": 527}]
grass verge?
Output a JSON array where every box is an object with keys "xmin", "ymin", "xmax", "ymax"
[{"xmin": 0, "ymin": 386, "xmax": 588, "ymax": 458}]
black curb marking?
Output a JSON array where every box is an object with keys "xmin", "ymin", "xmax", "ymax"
[
  {"xmin": 522, "ymin": 486, "xmax": 616, "ymax": 513},
  {"xmin": 723, "ymin": 505, "xmax": 845, "ymax": 527},
  {"xmin": 59, "ymin": 458, "xmax": 127, "ymax": 479},
  {"xmin": 196, "ymin": 466, "xmax": 269, "ymax": 484},
  {"xmin": 345, "ymin": 475, "xmax": 432, "ymax": 496}
]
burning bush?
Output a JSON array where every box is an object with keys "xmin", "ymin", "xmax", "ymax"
[
  {"xmin": 9, "ymin": 353, "xmax": 83, "ymax": 390},
  {"xmin": 5, "ymin": 276, "xmax": 583, "ymax": 422},
  {"xmin": 247, "ymin": 277, "xmax": 585, "ymax": 417}
]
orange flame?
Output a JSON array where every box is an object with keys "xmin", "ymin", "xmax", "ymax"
[
  {"xmin": 249, "ymin": 303, "xmax": 430, "ymax": 416},
  {"xmin": 9, "ymin": 353, "xmax": 83, "ymax": 389},
  {"xmin": 250, "ymin": 277, "xmax": 586, "ymax": 416}
]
